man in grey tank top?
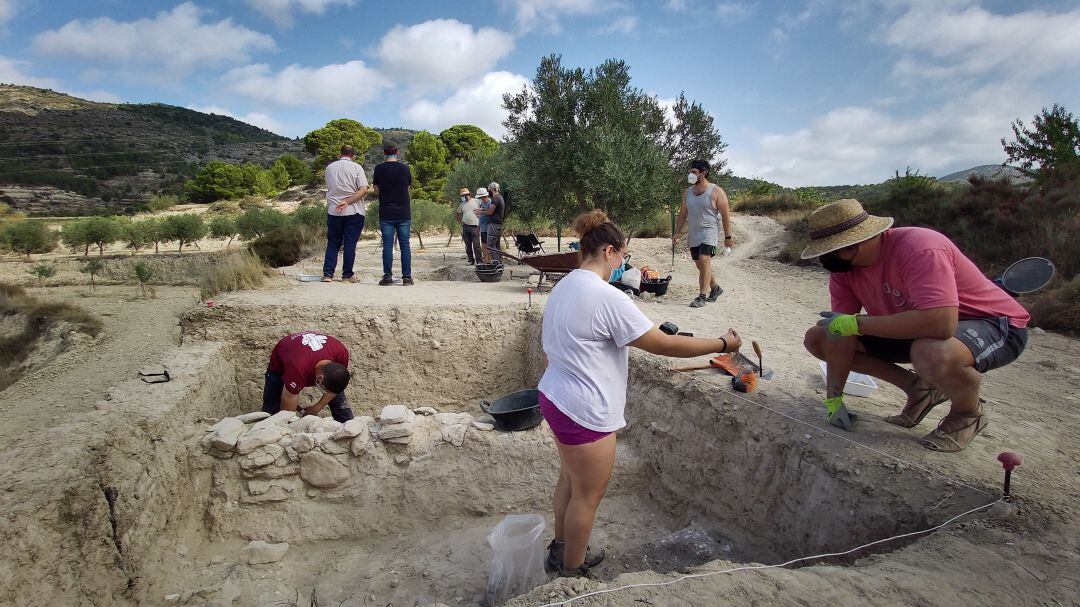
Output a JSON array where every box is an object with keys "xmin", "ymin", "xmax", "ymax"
[{"xmin": 673, "ymin": 159, "xmax": 733, "ymax": 307}]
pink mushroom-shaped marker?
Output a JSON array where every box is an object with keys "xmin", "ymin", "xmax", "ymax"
[
  {"xmin": 527, "ymin": 287, "xmax": 533, "ymax": 306},
  {"xmin": 997, "ymin": 452, "xmax": 1022, "ymax": 498}
]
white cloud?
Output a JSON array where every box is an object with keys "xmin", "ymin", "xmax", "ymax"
[
  {"xmin": 596, "ymin": 15, "xmax": 637, "ymax": 35},
  {"xmin": 0, "ymin": 56, "xmax": 58, "ymax": 88},
  {"xmin": 729, "ymin": 83, "xmax": 1042, "ymax": 186},
  {"xmin": 664, "ymin": 0, "xmax": 687, "ymax": 11},
  {"xmin": 715, "ymin": 2, "xmax": 752, "ymax": 22},
  {"xmin": 376, "ymin": 19, "xmax": 515, "ymax": 92},
  {"xmin": 887, "ymin": 5, "xmax": 1080, "ymax": 82},
  {"xmin": 501, "ymin": 0, "xmax": 613, "ymax": 32},
  {"xmin": 401, "ymin": 71, "xmax": 529, "ymax": 139},
  {"xmin": 245, "ymin": 0, "xmax": 355, "ymax": 28},
  {"xmin": 68, "ymin": 89, "xmax": 123, "ymax": 103},
  {"xmin": 32, "ymin": 3, "xmax": 275, "ymax": 76},
  {"xmin": 0, "ymin": 0, "xmax": 16, "ymax": 26},
  {"xmin": 223, "ymin": 60, "xmax": 391, "ymax": 110},
  {"xmin": 187, "ymin": 104, "xmax": 287, "ymax": 135}
]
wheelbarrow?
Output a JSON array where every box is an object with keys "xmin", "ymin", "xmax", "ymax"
[{"xmin": 495, "ymin": 249, "xmax": 580, "ymax": 292}]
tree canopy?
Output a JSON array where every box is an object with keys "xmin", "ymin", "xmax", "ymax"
[
  {"xmin": 303, "ymin": 119, "xmax": 382, "ymax": 170},
  {"xmin": 405, "ymin": 130, "xmax": 451, "ymax": 202},
  {"xmin": 1002, "ymin": 104, "xmax": 1080, "ymax": 179},
  {"xmin": 439, "ymin": 125, "xmax": 498, "ymax": 161},
  {"xmin": 502, "ymin": 55, "xmax": 727, "ymax": 232}
]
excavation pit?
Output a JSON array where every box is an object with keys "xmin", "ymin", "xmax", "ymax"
[{"xmin": 99, "ymin": 303, "xmax": 989, "ymax": 606}]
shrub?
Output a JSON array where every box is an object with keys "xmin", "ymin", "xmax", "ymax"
[
  {"xmin": 3, "ymin": 220, "xmax": 57, "ymax": 258},
  {"xmin": 206, "ymin": 199, "xmax": 242, "ymax": 216},
  {"xmin": 249, "ymin": 225, "xmax": 305, "ymax": 267},
  {"xmin": 292, "ymin": 203, "xmax": 327, "ymax": 231},
  {"xmin": 147, "ymin": 194, "xmax": 178, "ymax": 212},
  {"xmin": 0, "ymin": 284, "xmax": 102, "ymax": 389},
  {"xmin": 1026, "ymin": 276, "xmax": 1080, "ymax": 335},
  {"xmin": 26, "ymin": 263, "xmax": 56, "ymax": 286},
  {"xmin": 238, "ymin": 196, "xmax": 269, "ymax": 210},
  {"xmin": 120, "ymin": 219, "xmax": 154, "ymax": 253},
  {"xmin": 133, "ymin": 261, "xmax": 153, "ymax": 298},
  {"xmin": 197, "ymin": 250, "xmax": 268, "ymax": 300}
]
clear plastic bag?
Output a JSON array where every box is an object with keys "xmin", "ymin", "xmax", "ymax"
[{"xmin": 483, "ymin": 514, "xmax": 547, "ymax": 606}]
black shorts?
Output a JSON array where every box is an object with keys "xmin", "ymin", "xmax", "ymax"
[
  {"xmin": 858, "ymin": 317, "xmax": 1028, "ymax": 374},
  {"xmin": 690, "ymin": 244, "xmax": 718, "ymax": 260}
]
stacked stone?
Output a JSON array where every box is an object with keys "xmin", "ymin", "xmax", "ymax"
[{"xmin": 374, "ymin": 405, "xmax": 416, "ymax": 445}]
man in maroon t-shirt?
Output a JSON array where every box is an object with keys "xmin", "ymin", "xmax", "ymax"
[
  {"xmin": 263, "ymin": 330, "xmax": 354, "ymax": 422},
  {"xmin": 801, "ymin": 200, "xmax": 1029, "ymax": 452}
]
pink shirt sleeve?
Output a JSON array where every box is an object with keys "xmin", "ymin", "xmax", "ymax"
[
  {"xmin": 828, "ymin": 276, "xmax": 862, "ymax": 314},
  {"xmin": 900, "ymin": 249, "xmax": 959, "ymax": 310}
]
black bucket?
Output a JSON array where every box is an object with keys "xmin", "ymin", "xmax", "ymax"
[
  {"xmin": 640, "ymin": 275, "xmax": 671, "ymax": 296},
  {"xmin": 480, "ymin": 389, "xmax": 543, "ymax": 431}
]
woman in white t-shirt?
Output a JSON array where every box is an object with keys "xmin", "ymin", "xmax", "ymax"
[{"xmin": 538, "ymin": 210, "xmax": 742, "ymax": 577}]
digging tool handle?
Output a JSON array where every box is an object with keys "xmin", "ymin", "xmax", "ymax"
[{"xmin": 672, "ymin": 364, "xmax": 715, "ymax": 372}]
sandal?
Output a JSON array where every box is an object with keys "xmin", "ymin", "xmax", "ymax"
[
  {"xmin": 919, "ymin": 409, "xmax": 989, "ymax": 452},
  {"xmin": 885, "ymin": 377, "xmax": 949, "ymax": 428}
]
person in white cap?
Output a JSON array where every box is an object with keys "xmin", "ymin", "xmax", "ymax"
[
  {"xmin": 473, "ymin": 186, "xmax": 504, "ymax": 263},
  {"xmin": 454, "ymin": 186, "xmax": 482, "ymax": 265},
  {"xmin": 802, "ymin": 199, "xmax": 1030, "ymax": 452}
]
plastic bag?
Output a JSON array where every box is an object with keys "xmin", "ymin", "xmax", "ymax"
[{"xmin": 483, "ymin": 514, "xmax": 547, "ymax": 606}]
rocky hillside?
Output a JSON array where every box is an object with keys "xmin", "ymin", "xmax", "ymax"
[
  {"xmin": 0, "ymin": 85, "xmax": 309, "ymax": 215},
  {"xmin": 939, "ymin": 164, "xmax": 1031, "ymax": 184}
]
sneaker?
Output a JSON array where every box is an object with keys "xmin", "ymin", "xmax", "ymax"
[
  {"xmin": 320, "ymin": 276, "xmax": 333, "ymax": 283},
  {"xmin": 402, "ymin": 277, "xmax": 414, "ymax": 286},
  {"xmin": 690, "ymin": 295, "xmax": 707, "ymax": 308},
  {"xmin": 545, "ymin": 540, "xmax": 606, "ymax": 573},
  {"xmin": 378, "ymin": 277, "xmax": 394, "ymax": 286},
  {"xmin": 345, "ymin": 276, "xmax": 359, "ymax": 283},
  {"xmin": 706, "ymin": 285, "xmax": 723, "ymax": 302}
]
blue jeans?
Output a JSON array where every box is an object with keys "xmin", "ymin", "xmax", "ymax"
[
  {"xmin": 262, "ymin": 370, "xmax": 354, "ymax": 422},
  {"xmin": 379, "ymin": 219, "xmax": 412, "ymax": 279},
  {"xmin": 323, "ymin": 213, "xmax": 365, "ymax": 278}
]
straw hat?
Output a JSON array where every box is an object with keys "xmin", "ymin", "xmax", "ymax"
[
  {"xmin": 459, "ymin": 187, "xmax": 470, "ymax": 196},
  {"xmin": 800, "ymin": 199, "xmax": 894, "ymax": 259}
]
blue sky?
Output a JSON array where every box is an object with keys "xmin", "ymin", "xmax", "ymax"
[{"xmin": 1, "ymin": 0, "xmax": 1078, "ymax": 186}]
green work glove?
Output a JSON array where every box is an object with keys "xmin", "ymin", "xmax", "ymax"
[
  {"xmin": 818, "ymin": 312, "xmax": 860, "ymax": 339},
  {"xmin": 824, "ymin": 396, "xmax": 858, "ymax": 430}
]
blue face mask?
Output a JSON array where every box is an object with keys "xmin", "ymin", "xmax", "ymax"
[{"xmin": 609, "ymin": 264, "xmax": 625, "ymax": 283}]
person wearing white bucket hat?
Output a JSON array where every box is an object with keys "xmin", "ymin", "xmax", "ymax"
[{"xmin": 802, "ymin": 199, "xmax": 1031, "ymax": 452}]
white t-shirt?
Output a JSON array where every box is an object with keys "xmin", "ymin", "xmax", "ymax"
[
  {"xmin": 458, "ymin": 198, "xmax": 480, "ymax": 226},
  {"xmin": 325, "ymin": 157, "xmax": 369, "ymax": 217},
  {"xmin": 538, "ymin": 269, "xmax": 654, "ymax": 432}
]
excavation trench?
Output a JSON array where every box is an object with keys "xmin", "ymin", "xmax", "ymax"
[{"xmin": 76, "ymin": 304, "xmax": 987, "ymax": 606}]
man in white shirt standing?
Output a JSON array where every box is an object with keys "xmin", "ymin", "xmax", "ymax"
[
  {"xmin": 454, "ymin": 187, "xmax": 482, "ymax": 265},
  {"xmin": 322, "ymin": 145, "xmax": 369, "ymax": 283}
]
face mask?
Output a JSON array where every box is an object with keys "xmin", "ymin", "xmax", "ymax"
[
  {"xmin": 606, "ymin": 250, "xmax": 626, "ymax": 283},
  {"xmin": 820, "ymin": 249, "xmax": 856, "ymax": 273},
  {"xmin": 687, "ymin": 172, "xmax": 699, "ymax": 185},
  {"xmin": 461, "ymin": 196, "xmax": 468, "ymax": 203}
]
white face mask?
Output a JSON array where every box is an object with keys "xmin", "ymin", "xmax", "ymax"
[{"xmin": 687, "ymin": 172, "xmax": 699, "ymax": 185}]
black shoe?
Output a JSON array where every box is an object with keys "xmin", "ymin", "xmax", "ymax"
[
  {"xmin": 402, "ymin": 277, "xmax": 414, "ymax": 286},
  {"xmin": 556, "ymin": 564, "xmax": 597, "ymax": 579},
  {"xmin": 378, "ymin": 277, "xmax": 394, "ymax": 286},
  {"xmin": 690, "ymin": 295, "xmax": 707, "ymax": 308},
  {"xmin": 706, "ymin": 285, "xmax": 723, "ymax": 302},
  {"xmin": 545, "ymin": 539, "xmax": 606, "ymax": 573}
]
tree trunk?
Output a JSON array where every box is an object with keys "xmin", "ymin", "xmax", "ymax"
[
  {"xmin": 416, "ymin": 231, "xmax": 425, "ymax": 250},
  {"xmin": 83, "ymin": 244, "xmax": 90, "ymax": 256},
  {"xmin": 98, "ymin": 243, "xmax": 105, "ymax": 256},
  {"xmin": 178, "ymin": 240, "xmax": 184, "ymax": 254},
  {"xmin": 154, "ymin": 241, "xmax": 160, "ymax": 254},
  {"xmin": 227, "ymin": 236, "xmax": 234, "ymax": 249}
]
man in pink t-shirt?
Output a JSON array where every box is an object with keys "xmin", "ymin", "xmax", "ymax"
[{"xmin": 801, "ymin": 200, "xmax": 1030, "ymax": 452}]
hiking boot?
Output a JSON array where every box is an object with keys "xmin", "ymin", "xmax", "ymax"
[
  {"xmin": 545, "ymin": 539, "xmax": 606, "ymax": 573},
  {"xmin": 556, "ymin": 564, "xmax": 598, "ymax": 579},
  {"xmin": 402, "ymin": 277, "xmax": 414, "ymax": 286},
  {"xmin": 690, "ymin": 294, "xmax": 707, "ymax": 308},
  {"xmin": 706, "ymin": 285, "xmax": 723, "ymax": 302},
  {"xmin": 378, "ymin": 277, "xmax": 394, "ymax": 286}
]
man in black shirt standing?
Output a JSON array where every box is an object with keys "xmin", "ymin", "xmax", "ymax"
[
  {"xmin": 477, "ymin": 182, "xmax": 505, "ymax": 262},
  {"xmin": 372, "ymin": 145, "xmax": 414, "ymax": 285}
]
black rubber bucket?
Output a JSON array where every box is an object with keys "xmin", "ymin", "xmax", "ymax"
[{"xmin": 480, "ymin": 389, "xmax": 543, "ymax": 431}]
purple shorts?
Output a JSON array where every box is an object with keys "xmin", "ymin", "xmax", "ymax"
[{"xmin": 539, "ymin": 391, "xmax": 612, "ymax": 446}]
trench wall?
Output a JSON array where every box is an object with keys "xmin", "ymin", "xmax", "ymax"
[
  {"xmin": 182, "ymin": 303, "xmax": 544, "ymax": 414},
  {"xmin": 1, "ymin": 342, "xmax": 237, "ymax": 607},
  {"xmin": 622, "ymin": 354, "xmax": 988, "ymax": 563}
]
